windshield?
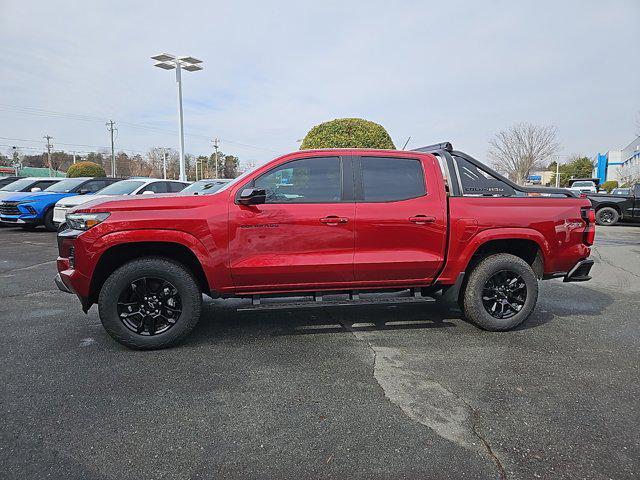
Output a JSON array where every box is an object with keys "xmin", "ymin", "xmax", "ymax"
[
  {"xmin": 0, "ymin": 178, "xmax": 37, "ymax": 191},
  {"xmin": 613, "ymin": 189, "xmax": 630, "ymax": 195},
  {"xmin": 96, "ymin": 180, "xmax": 145, "ymax": 195},
  {"xmin": 182, "ymin": 179, "xmax": 230, "ymax": 194},
  {"xmin": 44, "ymin": 178, "xmax": 86, "ymax": 193},
  {"xmin": 572, "ymin": 181, "xmax": 594, "ymax": 187},
  {"xmin": 216, "ymin": 165, "xmax": 264, "ymax": 193}
]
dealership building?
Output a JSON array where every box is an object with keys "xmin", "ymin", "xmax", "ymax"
[{"xmin": 594, "ymin": 135, "xmax": 640, "ymax": 183}]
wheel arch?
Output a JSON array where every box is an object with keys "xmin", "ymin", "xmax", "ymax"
[
  {"xmin": 88, "ymin": 241, "xmax": 210, "ymax": 305},
  {"xmin": 465, "ymin": 238, "xmax": 544, "ymax": 279},
  {"xmin": 594, "ymin": 203, "xmax": 622, "ymax": 215}
]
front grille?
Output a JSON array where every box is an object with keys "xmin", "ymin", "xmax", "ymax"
[{"xmin": 0, "ymin": 201, "xmax": 20, "ymax": 216}]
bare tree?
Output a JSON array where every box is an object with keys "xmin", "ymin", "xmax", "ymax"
[
  {"xmin": 616, "ymin": 164, "xmax": 640, "ymax": 187},
  {"xmin": 488, "ymin": 123, "xmax": 560, "ymax": 185}
]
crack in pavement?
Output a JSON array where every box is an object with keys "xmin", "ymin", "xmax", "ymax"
[
  {"xmin": 327, "ymin": 310, "xmax": 506, "ymax": 479},
  {"xmin": 0, "ymin": 260, "xmax": 57, "ymax": 276},
  {"xmin": 592, "ymin": 244, "xmax": 640, "ymax": 280}
]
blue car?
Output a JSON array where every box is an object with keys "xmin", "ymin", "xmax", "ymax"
[{"xmin": 0, "ymin": 177, "xmax": 119, "ymax": 231}]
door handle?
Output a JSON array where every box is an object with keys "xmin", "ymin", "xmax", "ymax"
[
  {"xmin": 320, "ymin": 216, "xmax": 348, "ymax": 225},
  {"xmin": 409, "ymin": 215, "xmax": 436, "ymax": 224}
]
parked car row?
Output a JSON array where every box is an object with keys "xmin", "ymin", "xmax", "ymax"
[{"xmin": 0, "ymin": 176, "xmax": 231, "ymax": 231}]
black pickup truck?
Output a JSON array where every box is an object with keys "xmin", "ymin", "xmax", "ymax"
[{"xmin": 588, "ymin": 184, "xmax": 640, "ymax": 226}]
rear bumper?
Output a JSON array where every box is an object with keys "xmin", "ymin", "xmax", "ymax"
[{"xmin": 563, "ymin": 259, "xmax": 594, "ymax": 282}]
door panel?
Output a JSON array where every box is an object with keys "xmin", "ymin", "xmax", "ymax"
[
  {"xmin": 228, "ymin": 203, "xmax": 355, "ymax": 289},
  {"xmin": 228, "ymin": 155, "xmax": 355, "ymax": 291},
  {"xmin": 354, "ymin": 155, "xmax": 447, "ymax": 283}
]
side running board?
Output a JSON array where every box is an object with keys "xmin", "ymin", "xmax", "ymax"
[{"xmin": 237, "ymin": 289, "xmax": 435, "ymax": 312}]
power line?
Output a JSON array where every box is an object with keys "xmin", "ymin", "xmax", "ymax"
[
  {"xmin": 0, "ymin": 136, "xmax": 146, "ymax": 155},
  {"xmin": 0, "ymin": 104, "xmax": 280, "ymax": 153}
]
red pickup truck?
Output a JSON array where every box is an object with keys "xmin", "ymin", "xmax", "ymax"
[{"xmin": 55, "ymin": 143, "xmax": 595, "ymax": 349}]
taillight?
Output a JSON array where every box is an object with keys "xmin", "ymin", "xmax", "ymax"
[{"xmin": 581, "ymin": 207, "xmax": 595, "ymax": 246}]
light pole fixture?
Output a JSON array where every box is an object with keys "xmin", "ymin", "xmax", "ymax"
[{"xmin": 151, "ymin": 53, "xmax": 204, "ymax": 181}]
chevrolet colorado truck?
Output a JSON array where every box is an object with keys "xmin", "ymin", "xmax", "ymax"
[
  {"xmin": 587, "ymin": 183, "xmax": 640, "ymax": 226},
  {"xmin": 55, "ymin": 143, "xmax": 595, "ymax": 349}
]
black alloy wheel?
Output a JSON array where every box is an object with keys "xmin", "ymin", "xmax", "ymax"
[
  {"xmin": 481, "ymin": 270, "xmax": 527, "ymax": 319},
  {"xmin": 598, "ymin": 209, "xmax": 615, "ymax": 224},
  {"xmin": 117, "ymin": 277, "xmax": 182, "ymax": 336}
]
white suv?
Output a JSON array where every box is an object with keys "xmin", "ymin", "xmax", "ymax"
[{"xmin": 53, "ymin": 178, "xmax": 189, "ymax": 226}]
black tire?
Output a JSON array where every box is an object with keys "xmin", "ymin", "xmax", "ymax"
[
  {"xmin": 461, "ymin": 253, "xmax": 538, "ymax": 331},
  {"xmin": 595, "ymin": 207, "xmax": 619, "ymax": 226},
  {"xmin": 98, "ymin": 257, "xmax": 202, "ymax": 350},
  {"xmin": 43, "ymin": 208, "xmax": 57, "ymax": 232}
]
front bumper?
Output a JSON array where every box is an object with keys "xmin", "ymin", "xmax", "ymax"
[
  {"xmin": 0, "ymin": 215, "xmax": 39, "ymax": 225},
  {"xmin": 563, "ymin": 259, "xmax": 594, "ymax": 282},
  {"xmin": 55, "ymin": 273, "xmax": 72, "ymax": 293}
]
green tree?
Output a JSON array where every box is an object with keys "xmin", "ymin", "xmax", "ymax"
[
  {"xmin": 67, "ymin": 161, "xmax": 106, "ymax": 178},
  {"xmin": 300, "ymin": 118, "xmax": 395, "ymax": 150},
  {"xmin": 551, "ymin": 155, "xmax": 595, "ymax": 187},
  {"xmin": 601, "ymin": 180, "xmax": 618, "ymax": 193},
  {"xmin": 221, "ymin": 154, "xmax": 240, "ymax": 178}
]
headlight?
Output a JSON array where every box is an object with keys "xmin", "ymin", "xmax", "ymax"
[{"xmin": 66, "ymin": 212, "xmax": 110, "ymax": 230}]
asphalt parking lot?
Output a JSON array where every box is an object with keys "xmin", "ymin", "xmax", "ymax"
[{"xmin": 1, "ymin": 226, "xmax": 639, "ymax": 480}]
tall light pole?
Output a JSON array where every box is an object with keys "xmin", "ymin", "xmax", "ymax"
[{"xmin": 151, "ymin": 53, "xmax": 203, "ymax": 182}]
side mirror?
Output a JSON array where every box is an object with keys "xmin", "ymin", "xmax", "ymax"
[
  {"xmin": 30, "ymin": 187, "xmax": 41, "ymax": 192},
  {"xmin": 142, "ymin": 190, "xmax": 155, "ymax": 195},
  {"xmin": 78, "ymin": 189, "xmax": 90, "ymax": 195},
  {"xmin": 238, "ymin": 188, "xmax": 266, "ymax": 206}
]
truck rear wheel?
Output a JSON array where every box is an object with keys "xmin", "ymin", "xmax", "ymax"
[
  {"xmin": 461, "ymin": 253, "xmax": 538, "ymax": 331},
  {"xmin": 98, "ymin": 257, "xmax": 202, "ymax": 349},
  {"xmin": 595, "ymin": 207, "xmax": 619, "ymax": 226}
]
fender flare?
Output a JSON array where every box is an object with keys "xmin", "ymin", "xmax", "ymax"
[
  {"xmin": 459, "ymin": 227, "xmax": 551, "ymax": 272},
  {"xmin": 88, "ymin": 228, "xmax": 216, "ymax": 289}
]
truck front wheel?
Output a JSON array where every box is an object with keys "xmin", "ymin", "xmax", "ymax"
[
  {"xmin": 595, "ymin": 207, "xmax": 619, "ymax": 226},
  {"xmin": 98, "ymin": 257, "xmax": 202, "ymax": 349},
  {"xmin": 462, "ymin": 253, "xmax": 538, "ymax": 331}
]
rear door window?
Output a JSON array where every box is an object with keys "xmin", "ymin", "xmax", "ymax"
[
  {"xmin": 168, "ymin": 182, "xmax": 187, "ymax": 193},
  {"xmin": 360, "ymin": 157, "xmax": 425, "ymax": 202},
  {"xmin": 80, "ymin": 180, "xmax": 109, "ymax": 193},
  {"xmin": 142, "ymin": 182, "xmax": 169, "ymax": 194}
]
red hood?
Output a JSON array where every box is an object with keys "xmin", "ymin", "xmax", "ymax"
[{"xmin": 73, "ymin": 191, "xmax": 226, "ymax": 214}]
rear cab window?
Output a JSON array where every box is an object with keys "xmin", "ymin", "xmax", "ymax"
[{"xmin": 453, "ymin": 155, "xmax": 516, "ymax": 197}]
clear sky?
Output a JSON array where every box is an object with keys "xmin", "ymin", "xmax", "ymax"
[{"xmin": 1, "ymin": 0, "xmax": 638, "ymax": 167}]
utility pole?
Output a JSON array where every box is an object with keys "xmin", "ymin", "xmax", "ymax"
[
  {"xmin": 44, "ymin": 135, "xmax": 53, "ymax": 177},
  {"xmin": 106, "ymin": 120, "xmax": 117, "ymax": 177},
  {"xmin": 555, "ymin": 161, "xmax": 560, "ymax": 188},
  {"xmin": 72, "ymin": 151, "xmax": 77, "ymax": 164},
  {"xmin": 212, "ymin": 138, "xmax": 220, "ymax": 178}
]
